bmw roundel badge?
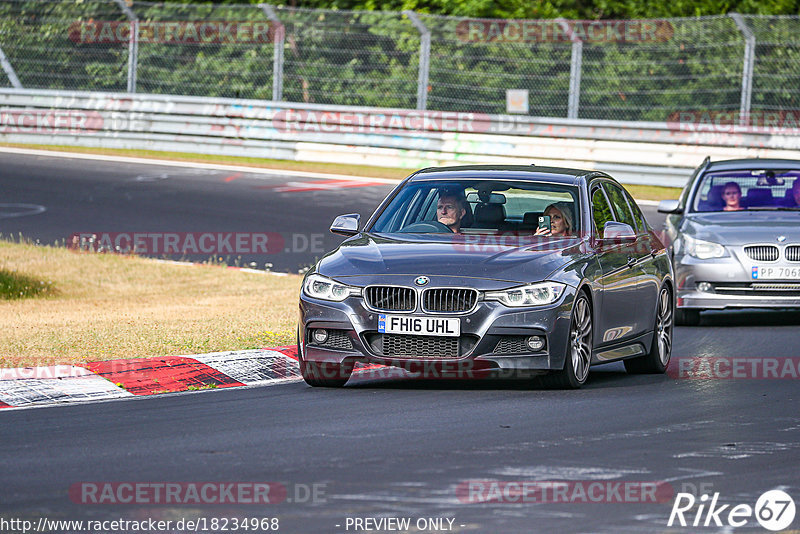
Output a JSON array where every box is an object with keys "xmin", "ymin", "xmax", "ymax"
[{"xmin": 414, "ymin": 276, "xmax": 429, "ymax": 286}]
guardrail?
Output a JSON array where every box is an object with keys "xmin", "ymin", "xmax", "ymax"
[{"xmin": 3, "ymin": 88, "xmax": 800, "ymax": 188}]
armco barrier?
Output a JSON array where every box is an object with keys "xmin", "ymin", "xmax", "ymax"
[{"xmin": 3, "ymin": 88, "xmax": 800, "ymax": 188}]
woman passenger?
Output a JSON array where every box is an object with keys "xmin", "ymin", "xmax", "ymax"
[{"xmin": 535, "ymin": 202, "xmax": 574, "ymax": 237}]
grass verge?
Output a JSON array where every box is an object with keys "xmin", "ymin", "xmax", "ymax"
[
  {"xmin": 0, "ymin": 143, "xmax": 683, "ymax": 200},
  {"xmin": 0, "ymin": 239, "xmax": 301, "ymax": 368},
  {"xmin": 0, "ymin": 268, "xmax": 56, "ymax": 300}
]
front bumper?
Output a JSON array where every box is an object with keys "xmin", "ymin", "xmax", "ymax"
[
  {"xmin": 675, "ymin": 252, "xmax": 800, "ymax": 310},
  {"xmin": 298, "ymin": 287, "xmax": 575, "ymax": 374}
]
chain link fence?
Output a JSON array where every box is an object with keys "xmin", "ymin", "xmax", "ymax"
[{"xmin": 1, "ymin": 0, "xmax": 800, "ymax": 124}]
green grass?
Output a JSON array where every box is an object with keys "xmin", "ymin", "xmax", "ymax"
[
  {"xmin": 0, "ymin": 268, "xmax": 55, "ymax": 300},
  {"xmin": 0, "ymin": 239, "xmax": 301, "ymax": 368}
]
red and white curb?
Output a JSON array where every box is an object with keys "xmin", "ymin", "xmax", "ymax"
[{"xmin": 0, "ymin": 347, "xmax": 303, "ymax": 410}]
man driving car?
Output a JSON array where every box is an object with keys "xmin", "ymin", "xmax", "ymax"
[{"xmin": 437, "ymin": 191, "xmax": 467, "ymax": 233}]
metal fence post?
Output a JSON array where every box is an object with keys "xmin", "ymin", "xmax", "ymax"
[
  {"xmin": 260, "ymin": 4, "xmax": 284, "ymax": 102},
  {"xmin": 558, "ymin": 20, "xmax": 582, "ymax": 120},
  {"xmin": 404, "ymin": 10, "xmax": 430, "ymax": 111},
  {"xmin": 112, "ymin": 0, "xmax": 138, "ymax": 93},
  {"xmin": 0, "ymin": 43, "xmax": 23, "ymax": 88},
  {"xmin": 730, "ymin": 13, "xmax": 755, "ymax": 127}
]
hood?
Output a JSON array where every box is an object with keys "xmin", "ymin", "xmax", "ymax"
[
  {"xmin": 684, "ymin": 211, "xmax": 800, "ymax": 246},
  {"xmin": 316, "ymin": 233, "xmax": 583, "ymax": 285}
]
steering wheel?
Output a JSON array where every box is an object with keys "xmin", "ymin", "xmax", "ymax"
[{"xmin": 398, "ymin": 221, "xmax": 453, "ymax": 233}]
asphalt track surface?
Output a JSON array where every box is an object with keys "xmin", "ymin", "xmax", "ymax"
[
  {"xmin": 0, "ymin": 151, "xmax": 391, "ymax": 272},
  {"xmin": 2, "ymin": 152, "xmax": 800, "ymax": 533}
]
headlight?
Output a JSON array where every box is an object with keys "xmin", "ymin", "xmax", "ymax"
[
  {"xmin": 303, "ymin": 274, "xmax": 359, "ymax": 302},
  {"xmin": 484, "ymin": 282, "xmax": 566, "ymax": 307},
  {"xmin": 683, "ymin": 234, "xmax": 726, "ymax": 259}
]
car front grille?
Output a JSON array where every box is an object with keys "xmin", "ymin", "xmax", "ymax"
[
  {"xmin": 744, "ymin": 245, "xmax": 779, "ymax": 262},
  {"xmin": 326, "ymin": 330, "xmax": 354, "ymax": 350},
  {"xmin": 751, "ymin": 283, "xmax": 800, "ymax": 291},
  {"xmin": 786, "ymin": 245, "xmax": 800, "ymax": 262},
  {"xmin": 378, "ymin": 334, "xmax": 459, "ymax": 359},
  {"xmin": 365, "ymin": 286, "xmax": 416, "ymax": 312},
  {"xmin": 712, "ymin": 283, "xmax": 800, "ymax": 296},
  {"xmin": 494, "ymin": 336, "xmax": 532, "ymax": 354},
  {"xmin": 422, "ymin": 288, "xmax": 478, "ymax": 313}
]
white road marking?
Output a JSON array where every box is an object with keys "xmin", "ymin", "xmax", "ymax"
[
  {"xmin": 0, "ymin": 145, "xmax": 666, "ymax": 204},
  {"xmin": 0, "ymin": 145, "xmax": 398, "ymax": 183},
  {"xmin": 489, "ymin": 466, "xmax": 649, "ymax": 480},
  {"xmin": 193, "ymin": 349, "xmax": 302, "ymax": 385},
  {"xmin": 0, "ymin": 366, "xmax": 132, "ymax": 407},
  {"xmin": 0, "ymin": 203, "xmax": 47, "ymax": 219}
]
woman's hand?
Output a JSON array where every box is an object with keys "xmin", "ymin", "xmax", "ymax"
[{"xmin": 534, "ymin": 226, "xmax": 551, "ymax": 236}]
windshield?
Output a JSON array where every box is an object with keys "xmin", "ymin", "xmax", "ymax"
[
  {"xmin": 692, "ymin": 170, "xmax": 800, "ymax": 212},
  {"xmin": 369, "ymin": 179, "xmax": 580, "ymax": 236}
]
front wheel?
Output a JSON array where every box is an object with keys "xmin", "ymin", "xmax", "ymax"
[
  {"xmin": 299, "ymin": 359, "xmax": 353, "ymax": 387},
  {"xmin": 541, "ymin": 292, "xmax": 592, "ymax": 389},
  {"xmin": 625, "ymin": 286, "xmax": 673, "ymax": 374},
  {"xmin": 297, "ymin": 330, "xmax": 353, "ymax": 387}
]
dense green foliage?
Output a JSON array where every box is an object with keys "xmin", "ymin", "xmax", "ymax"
[
  {"xmin": 1, "ymin": 0, "xmax": 799, "ymax": 121},
  {"xmin": 172, "ymin": 0, "xmax": 800, "ymax": 19}
]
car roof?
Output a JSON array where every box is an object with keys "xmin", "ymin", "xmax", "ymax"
[
  {"xmin": 705, "ymin": 158, "xmax": 800, "ymax": 172},
  {"xmin": 409, "ymin": 165, "xmax": 598, "ymax": 186}
]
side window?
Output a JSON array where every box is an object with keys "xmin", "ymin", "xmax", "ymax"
[
  {"xmin": 591, "ymin": 186, "xmax": 614, "ymax": 237},
  {"xmin": 604, "ymin": 184, "xmax": 637, "ymax": 229},
  {"xmin": 624, "ymin": 190, "xmax": 650, "ymax": 234}
]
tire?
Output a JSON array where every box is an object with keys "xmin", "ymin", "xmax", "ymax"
[
  {"xmin": 674, "ymin": 308, "xmax": 700, "ymax": 326},
  {"xmin": 541, "ymin": 292, "xmax": 592, "ymax": 389},
  {"xmin": 297, "ymin": 330, "xmax": 353, "ymax": 387},
  {"xmin": 624, "ymin": 286, "xmax": 673, "ymax": 374},
  {"xmin": 299, "ymin": 359, "xmax": 353, "ymax": 387}
]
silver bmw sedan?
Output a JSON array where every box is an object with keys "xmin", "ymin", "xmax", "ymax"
[{"xmin": 660, "ymin": 158, "xmax": 800, "ymax": 325}]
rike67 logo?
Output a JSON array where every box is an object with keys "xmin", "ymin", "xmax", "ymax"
[{"xmin": 668, "ymin": 490, "xmax": 795, "ymax": 531}]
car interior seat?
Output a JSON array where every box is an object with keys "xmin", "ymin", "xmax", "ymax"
[
  {"xmin": 743, "ymin": 187, "xmax": 773, "ymax": 208},
  {"xmin": 697, "ymin": 184, "xmax": 725, "ymax": 211},
  {"xmin": 520, "ymin": 211, "xmax": 544, "ymax": 232},
  {"xmin": 472, "ymin": 203, "xmax": 506, "ymax": 229}
]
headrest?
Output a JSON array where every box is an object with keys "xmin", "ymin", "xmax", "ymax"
[
  {"xmin": 523, "ymin": 212, "xmax": 542, "ymax": 226},
  {"xmin": 474, "ymin": 203, "xmax": 505, "ymax": 223}
]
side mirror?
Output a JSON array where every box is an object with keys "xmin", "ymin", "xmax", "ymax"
[
  {"xmin": 657, "ymin": 199, "xmax": 682, "ymax": 214},
  {"xmin": 330, "ymin": 213, "xmax": 360, "ymax": 236},
  {"xmin": 602, "ymin": 221, "xmax": 636, "ymax": 242}
]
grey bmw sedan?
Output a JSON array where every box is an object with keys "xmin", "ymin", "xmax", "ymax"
[
  {"xmin": 298, "ymin": 165, "xmax": 674, "ymax": 388},
  {"xmin": 660, "ymin": 158, "xmax": 800, "ymax": 325}
]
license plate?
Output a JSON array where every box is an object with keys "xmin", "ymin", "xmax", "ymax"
[
  {"xmin": 752, "ymin": 266, "xmax": 800, "ymax": 280},
  {"xmin": 378, "ymin": 314, "xmax": 460, "ymax": 337}
]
